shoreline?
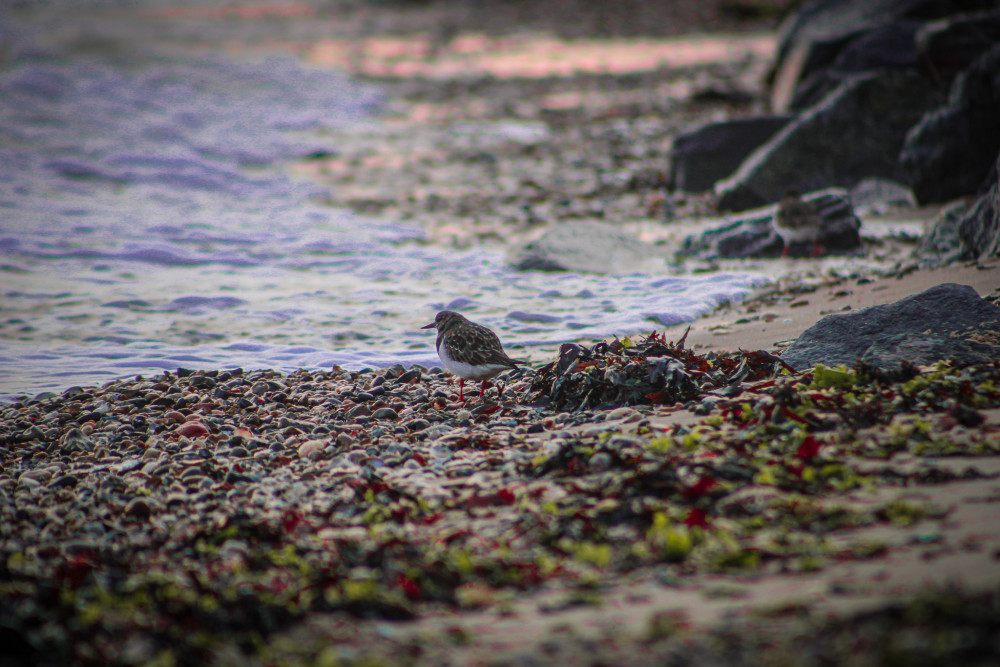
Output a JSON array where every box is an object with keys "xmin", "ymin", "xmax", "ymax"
[
  {"xmin": 3, "ymin": 263, "xmax": 1000, "ymax": 665},
  {"xmin": 4, "ymin": 2, "xmax": 1000, "ymax": 664}
]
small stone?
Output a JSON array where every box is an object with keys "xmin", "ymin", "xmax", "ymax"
[
  {"xmin": 49, "ymin": 474, "xmax": 79, "ymax": 489},
  {"xmin": 348, "ymin": 404, "xmax": 371, "ymax": 418},
  {"xmin": 371, "ymin": 407, "xmax": 399, "ymax": 421},
  {"xmin": 297, "ymin": 439, "xmax": 327, "ymax": 460},
  {"xmin": 60, "ymin": 428, "xmax": 94, "ymax": 453},
  {"xmin": 176, "ymin": 421, "xmax": 211, "ymax": 438},
  {"xmin": 124, "ymin": 498, "xmax": 152, "ymax": 520},
  {"xmin": 250, "ymin": 380, "xmax": 269, "ymax": 396},
  {"xmin": 336, "ymin": 433, "xmax": 357, "ymax": 448}
]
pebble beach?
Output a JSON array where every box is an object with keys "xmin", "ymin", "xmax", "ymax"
[{"xmin": 3, "ymin": 1, "xmax": 1000, "ymax": 665}]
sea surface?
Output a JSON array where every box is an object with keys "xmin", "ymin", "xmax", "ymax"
[{"xmin": 0, "ymin": 1, "xmax": 770, "ymax": 401}]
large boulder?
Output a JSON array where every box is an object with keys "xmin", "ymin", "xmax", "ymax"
[
  {"xmin": 786, "ymin": 19, "xmax": 922, "ymax": 111},
  {"xmin": 781, "ymin": 283, "xmax": 1000, "ymax": 370},
  {"xmin": 716, "ymin": 70, "xmax": 944, "ymax": 212},
  {"xmin": 771, "ymin": 0, "xmax": 996, "ymax": 110},
  {"xmin": 667, "ymin": 115, "xmax": 793, "ymax": 192},
  {"xmin": 677, "ymin": 188, "xmax": 861, "ymax": 260},
  {"xmin": 508, "ymin": 221, "xmax": 658, "ymax": 273},
  {"xmin": 899, "ymin": 44, "xmax": 1000, "ymax": 204},
  {"xmin": 916, "ymin": 8, "xmax": 1000, "ymax": 86}
]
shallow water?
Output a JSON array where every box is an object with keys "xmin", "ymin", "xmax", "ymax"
[{"xmin": 0, "ymin": 3, "xmax": 770, "ymax": 401}]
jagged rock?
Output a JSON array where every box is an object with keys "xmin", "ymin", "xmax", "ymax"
[
  {"xmin": 781, "ymin": 283, "xmax": 1000, "ymax": 370},
  {"xmin": 770, "ymin": 0, "xmax": 994, "ymax": 110},
  {"xmin": 900, "ymin": 44, "xmax": 1000, "ymax": 204},
  {"xmin": 788, "ymin": 20, "xmax": 922, "ymax": 111},
  {"xmin": 916, "ymin": 199, "xmax": 971, "ymax": 264},
  {"xmin": 717, "ymin": 70, "xmax": 943, "ymax": 212},
  {"xmin": 508, "ymin": 220, "xmax": 657, "ymax": 273},
  {"xmin": 667, "ymin": 115, "xmax": 793, "ymax": 192},
  {"xmin": 677, "ymin": 188, "xmax": 861, "ymax": 260},
  {"xmin": 916, "ymin": 8, "xmax": 1000, "ymax": 86}
]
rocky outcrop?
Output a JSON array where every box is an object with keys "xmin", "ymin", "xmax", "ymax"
[
  {"xmin": 678, "ymin": 188, "xmax": 861, "ymax": 260},
  {"xmin": 900, "ymin": 44, "xmax": 1000, "ymax": 205},
  {"xmin": 770, "ymin": 0, "xmax": 996, "ymax": 110},
  {"xmin": 716, "ymin": 71, "xmax": 942, "ymax": 212},
  {"xmin": 667, "ymin": 115, "xmax": 792, "ymax": 192},
  {"xmin": 781, "ymin": 283, "xmax": 1000, "ymax": 370},
  {"xmin": 916, "ymin": 8, "xmax": 1000, "ymax": 85}
]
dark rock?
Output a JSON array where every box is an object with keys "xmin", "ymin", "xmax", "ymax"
[
  {"xmin": 49, "ymin": 474, "xmax": 79, "ymax": 489},
  {"xmin": 398, "ymin": 368, "xmax": 422, "ymax": 383},
  {"xmin": 718, "ymin": 71, "xmax": 943, "ymax": 212},
  {"xmin": 371, "ymin": 407, "xmax": 399, "ymax": 421},
  {"xmin": 667, "ymin": 115, "xmax": 793, "ymax": 192},
  {"xmin": 508, "ymin": 221, "xmax": 657, "ymax": 273},
  {"xmin": 678, "ymin": 188, "xmax": 861, "ymax": 260},
  {"xmin": 900, "ymin": 44, "xmax": 1000, "ymax": 204},
  {"xmin": 781, "ymin": 283, "xmax": 1000, "ymax": 370},
  {"xmin": 860, "ymin": 331, "xmax": 1000, "ymax": 368},
  {"xmin": 124, "ymin": 497, "xmax": 152, "ymax": 519},
  {"xmin": 788, "ymin": 19, "xmax": 922, "ymax": 111},
  {"xmin": 916, "ymin": 9, "xmax": 1000, "ymax": 86},
  {"xmin": 770, "ymin": 0, "xmax": 994, "ymax": 109}
]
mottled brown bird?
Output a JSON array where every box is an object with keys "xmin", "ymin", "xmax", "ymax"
[
  {"xmin": 774, "ymin": 190, "xmax": 823, "ymax": 258},
  {"xmin": 422, "ymin": 310, "xmax": 519, "ymax": 401}
]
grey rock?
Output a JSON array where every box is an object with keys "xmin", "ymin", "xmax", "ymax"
[
  {"xmin": 788, "ymin": 19, "xmax": 922, "ymax": 111},
  {"xmin": 781, "ymin": 283, "xmax": 1000, "ymax": 370},
  {"xmin": 771, "ymin": 0, "xmax": 992, "ymax": 108},
  {"xmin": 509, "ymin": 221, "xmax": 657, "ymax": 273},
  {"xmin": 956, "ymin": 168, "xmax": 1000, "ymax": 261},
  {"xmin": 371, "ymin": 407, "xmax": 399, "ymax": 421},
  {"xmin": 718, "ymin": 71, "xmax": 943, "ymax": 212},
  {"xmin": 860, "ymin": 331, "xmax": 1000, "ymax": 368},
  {"xmin": 678, "ymin": 188, "xmax": 861, "ymax": 260},
  {"xmin": 667, "ymin": 115, "xmax": 793, "ymax": 192},
  {"xmin": 849, "ymin": 178, "xmax": 916, "ymax": 216},
  {"xmin": 916, "ymin": 199, "xmax": 971, "ymax": 264},
  {"xmin": 900, "ymin": 44, "xmax": 1000, "ymax": 204}
]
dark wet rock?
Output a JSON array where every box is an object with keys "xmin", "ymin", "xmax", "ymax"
[
  {"xmin": 770, "ymin": 0, "xmax": 993, "ymax": 110},
  {"xmin": 667, "ymin": 115, "xmax": 793, "ymax": 192},
  {"xmin": 508, "ymin": 221, "xmax": 657, "ymax": 273},
  {"xmin": 781, "ymin": 283, "xmax": 1000, "ymax": 370},
  {"xmin": 678, "ymin": 188, "xmax": 861, "ymax": 260},
  {"xmin": 900, "ymin": 44, "xmax": 1000, "ymax": 204},
  {"xmin": 916, "ymin": 9, "xmax": 1000, "ymax": 86},
  {"xmin": 718, "ymin": 71, "xmax": 943, "ymax": 212},
  {"xmin": 787, "ymin": 19, "xmax": 923, "ymax": 112},
  {"xmin": 124, "ymin": 497, "xmax": 152, "ymax": 519},
  {"xmin": 48, "ymin": 474, "xmax": 79, "ymax": 489},
  {"xmin": 371, "ymin": 407, "xmax": 399, "ymax": 421}
]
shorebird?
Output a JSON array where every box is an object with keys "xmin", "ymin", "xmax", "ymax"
[
  {"xmin": 422, "ymin": 310, "xmax": 519, "ymax": 401},
  {"xmin": 773, "ymin": 190, "xmax": 823, "ymax": 258}
]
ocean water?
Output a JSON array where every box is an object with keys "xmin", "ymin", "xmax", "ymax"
[{"xmin": 0, "ymin": 4, "xmax": 770, "ymax": 401}]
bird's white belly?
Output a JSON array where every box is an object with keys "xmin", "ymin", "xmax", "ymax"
[
  {"xmin": 439, "ymin": 346, "xmax": 507, "ymax": 380},
  {"xmin": 773, "ymin": 224, "xmax": 816, "ymax": 244}
]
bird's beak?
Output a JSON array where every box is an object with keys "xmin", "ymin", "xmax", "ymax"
[{"xmin": 421, "ymin": 322, "xmax": 436, "ymax": 330}]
